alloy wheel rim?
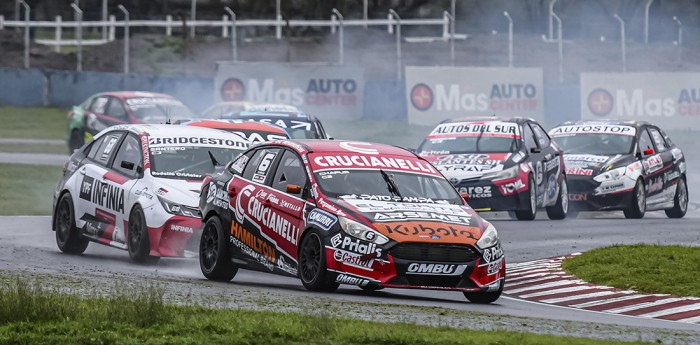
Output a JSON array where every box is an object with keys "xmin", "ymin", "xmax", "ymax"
[
  {"xmin": 637, "ymin": 183, "xmax": 646, "ymax": 212},
  {"xmin": 300, "ymin": 234, "xmax": 322, "ymax": 283},
  {"xmin": 57, "ymin": 199, "xmax": 71, "ymax": 242},
  {"xmin": 201, "ymin": 224, "xmax": 218, "ymax": 270},
  {"xmin": 561, "ymin": 181, "xmax": 568, "ymax": 214},
  {"xmin": 679, "ymin": 180, "xmax": 688, "ymax": 212},
  {"xmin": 129, "ymin": 212, "xmax": 141, "ymax": 250},
  {"xmin": 530, "ymin": 184, "xmax": 537, "ymax": 214}
]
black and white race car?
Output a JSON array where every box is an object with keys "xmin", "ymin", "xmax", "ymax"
[
  {"xmin": 221, "ymin": 110, "xmax": 329, "ymax": 139},
  {"xmin": 417, "ymin": 117, "xmax": 567, "ymax": 220},
  {"xmin": 549, "ymin": 120, "xmax": 687, "ymax": 218}
]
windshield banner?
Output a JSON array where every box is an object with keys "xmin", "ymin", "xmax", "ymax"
[
  {"xmin": 405, "ymin": 66, "xmax": 544, "ymax": 125},
  {"xmin": 427, "ymin": 121, "xmax": 520, "ymax": 139},
  {"xmin": 311, "ymin": 154, "xmax": 439, "ymax": 175},
  {"xmin": 215, "ymin": 63, "xmax": 364, "ymax": 121},
  {"xmin": 550, "ymin": 124, "xmax": 636, "ymax": 137}
]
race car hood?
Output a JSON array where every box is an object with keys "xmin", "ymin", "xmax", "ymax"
[
  {"xmin": 563, "ymin": 153, "xmax": 636, "ymax": 178},
  {"xmin": 421, "ymin": 153, "xmax": 513, "ymax": 181},
  {"xmin": 150, "ymin": 177, "xmax": 202, "ymax": 208},
  {"xmin": 333, "ymin": 196, "xmax": 483, "ymax": 246}
]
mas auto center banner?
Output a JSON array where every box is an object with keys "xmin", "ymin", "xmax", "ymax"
[
  {"xmin": 581, "ymin": 73, "xmax": 700, "ymax": 129},
  {"xmin": 405, "ymin": 67, "xmax": 544, "ymax": 125},
  {"xmin": 215, "ymin": 63, "xmax": 364, "ymax": 120}
]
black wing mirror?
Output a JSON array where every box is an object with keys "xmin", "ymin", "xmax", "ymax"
[
  {"xmin": 530, "ymin": 147, "xmax": 541, "ymax": 154},
  {"xmin": 120, "ymin": 160, "xmax": 135, "ymax": 170}
]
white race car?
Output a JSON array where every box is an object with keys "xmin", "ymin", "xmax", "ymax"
[{"xmin": 52, "ymin": 124, "xmax": 249, "ymax": 263}]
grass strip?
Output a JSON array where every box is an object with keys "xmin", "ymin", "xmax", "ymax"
[
  {"xmin": 0, "ymin": 107, "xmax": 68, "ymax": 140},
  {"xmin": 562, "ymin": 244, "xmax": 700, "ymax": 297},
  {"xmin": 0, "ymin": 143, "xmax": 67, "ymax": 154},
  {"xmin": 0, "ymin": 163, "xmax": 63, "ymax": 216},
  {"xmin": 0, "ymin": 276, "xmax": 654, "ymax": 345}
]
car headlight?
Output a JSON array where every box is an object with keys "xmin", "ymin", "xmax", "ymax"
[
  {"xmin": 593, "ymin": 166, "xmax": 626, "ymax": 183},
  {"xmin": 476, "ymin": 223, "xmax": 499, "ymax": 250},
  {"xmin": 482, "ymin": 165, "xmax": 519, "ymax": 180},
  {"xmin": 338, "ymin": 216, "xmax": 389, "ymax": 245},
  {"xmin": 158, "ymin": 196, "xmax": 199, "ymax": 217}
]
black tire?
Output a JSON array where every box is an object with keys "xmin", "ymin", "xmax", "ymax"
[
  {"xmin": 665, "ymin": 176, "xmax": 688, "ymax": 219},
  {"xmin": 199, "ymin": 216, "xmax": 238, "ymax": 281},
  {"xmin": 54, "ymin": 193, "xmax": 89, "ymax": 254},
  {"xmin": 463, "ymin": 279, "xmax": 504, "ymax": 304},
  {"xmin": 299, "ymin": 230, "xmax": 338, "ymax": 292},
  {"xmin": 127, "ymin": 205, "xmax": 160, "ymax": 264},
  {"xmin": 514, "ymin": 175, "xmax": 537, "ymax": 221},
  {"xmin": 623, "ymin": 179, "xmax": 646, "ymax": 219},
  {"xmin": 68, "ymin": 129, "xmax": 85, "ymax": 154},
  {"xmin": 360, "ymin": 286, "xmax": 384, "ymax": 292},
  {"xmin": 546, "ymin": 177, "xmax": 568, "ymax": 220}
]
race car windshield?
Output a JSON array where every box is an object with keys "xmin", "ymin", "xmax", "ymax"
[
  {"xmin": 286, "ymin": 127, "xmax": 320, "ymax": 139},
  {"xmin": 554, "ymin": 134, "xmax": 634, "ymax": 155},
  {"xmin": 315, "ymin": 170, "xmax": 462, "ymax": 204},
  {"xmin": 418, "ymin": 135, "xmax": 518, "ymax": 154},
  {"xmin": 127, "ymin": 99, "xmax": 195, "ymax": 121},
  {"xmin": 149, "ymin": 146, "xmax": 243, "ymax": 180}
]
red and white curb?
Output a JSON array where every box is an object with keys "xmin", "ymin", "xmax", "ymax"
[{"xmin": 505, "ymin": 254, "xmax": 700, "ymax": 324}]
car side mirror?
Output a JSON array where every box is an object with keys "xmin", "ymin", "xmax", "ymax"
[
  {"xmin": 121, "ymin": 160, "xmax": 135, "ymax": 170},
  {"xmin": 530, "ymin": 147, "xmax": 541, "ymax": 154},
  {"xmin": 286, "ymin": 184, "xmax": 302, "ymax": 194},
  {"xmin": 643, "ymin": 148, "xmax": 654, "ymax": 155},
  {"xmin": 136, "ymin": 166, "xmax": 143, "ymax": 174},
  {"xmin": 460, "ymin": 193, "xmax": 469, "ymax": 202}
]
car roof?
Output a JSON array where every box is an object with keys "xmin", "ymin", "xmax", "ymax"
[
  {"xmin": 441, "ymin": 116, "xmax": 535, "ymax": 124},
  {"xmin": 247, "ymin": 103, "xmax": 300, "ymax": 112},
  {"xmin": 183, "ymin": 120, "xmax": 288, "ymax": 134},
  {"xmin": 235, "ymin": 110, "xmax": 318, "ymax": 122},
  {"xmin": 553, "ymin": 119, "xmax": 650, "ymax": 128},
  {"xmin": 97, "ymin": 91, "xmax": 174, "ymax": 99},
  {"xmin": 105, "ymin": 124, "xmax": 248, "ymax": 144},
  {"xmin": 263, "ymin": 139, "xmax": 415, "ymax": 157}
]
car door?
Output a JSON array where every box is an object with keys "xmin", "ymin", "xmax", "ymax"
[
  {"xmin": 84, "ymin": 95, "xmax": 110, "ymax": 135},
  {"xmin": 101, "ymin": 96, "xmax": 130, "ymax": 127},
  {"xmin": 106, "ymin": 133, "xmax": 144, "ymax": 245},
  {"xmin": 75, "ymin": 131, "xmax": 125, "ymax": 241},
  {"xmin": 646, "ymin": 127, "xmax": 675, "ymax": 203},
  {"xmin": 522, "ymin": 122, "xmax": 546, "ymax": 206},
  {"xmin": 530, "ymin": 122, "xmax": 561, "ymax": 206}
]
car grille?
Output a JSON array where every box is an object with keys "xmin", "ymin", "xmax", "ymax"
[
  {"xmin": 389, "ymin": 244, "xmax": 480, "ymax": 263},
  {"xmin": 568, "ymin": 179, "xmax": 598, "ymax": 193}
]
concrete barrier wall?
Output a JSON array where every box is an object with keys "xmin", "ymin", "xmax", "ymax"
[{"xmin": 0, "ymin": 68, "xmax": 47, "ymax": 107}]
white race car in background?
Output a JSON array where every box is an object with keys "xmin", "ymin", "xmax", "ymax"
[{"xmin": 52, "ymin": 124, "xmax": 249, "ymax": 263}]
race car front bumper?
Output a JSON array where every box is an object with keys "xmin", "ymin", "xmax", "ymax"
[
  {"xmin": 454, "ymin": 179, "xmax": 530, "ymax": 212},
  {"xmin": 567, "ymin": 177, "xmax": 635, "ymax": 211},
  {"xmin": 145, "ymin": 214, "xmax": 202, "ymax": 257}
]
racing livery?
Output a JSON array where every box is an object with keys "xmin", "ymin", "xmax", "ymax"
[
  {"xmin": 550, "ymin": 120, "xmax": 687, "ymax": 219},
  {"xmin": 183, "ymin": 119, "xmax": 291, "ymax": 145},
  {"xmin": 199, "ymin": 140, "xmax": 505, "ymax": 303},
  {"xmin": 52, "ymin": 124, "xmax": 249, "ymax": 263},
  {"xmin": 221, "ymin": 110, "xmax": 329, "ymax": 139},
  {"xmin": 417, "ymin": 117, "xmax": 568, "ymax": 220},
  {"xmin": 67, "ymin": 92, "xmax": 195, "ymax": 152}
]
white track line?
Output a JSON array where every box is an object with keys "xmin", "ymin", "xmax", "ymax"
[
  {"xmin": 507, "ymin": 280, "xmax": 580, "ymax": 294},
  {"xmin": 675, "ymin": 315, "xmax": 700, "ymax": 324},
  {"xmin": 635, "ymin": 303, "xmax": 700, "ymax": 318},
  {"xmin": 506, "ymin": 274, "xmax": 570, "ymax": 288},
  {"xmin": 569, "ymin": 294, "xmax": 643, "ymax": 308},
  {"xmin": 604, "ymin": 298, "xmax": 684, "ymax": 314},
  {"xmin": 506, "ymin": 267, "xmax": 562, "ymax": 277},
  {"xmin": 539, "ymin": 291, "xmax": 619, "ymax": 304},
  {"xmin": 520, "ymin": 285, "xmax": 606, "ymax": 299}
]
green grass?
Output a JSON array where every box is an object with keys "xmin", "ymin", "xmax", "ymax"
[
  {"xmin": 0, "ymin": 143, "xmax": 67, "ymax": 154},
  {"xmin": 0, "ymin": 164, "xmax": 63, "ymax": 216},
  {"xmin": 562, "ymin": 244, "xmax": 700, "ymax": 297},
  {"xmin": 0, "ymin": 107, "xmax": 68, "ymax": 140},
  {"xmin": 0, "ymin": 276, "xmax": 655, "ymax": 345}
]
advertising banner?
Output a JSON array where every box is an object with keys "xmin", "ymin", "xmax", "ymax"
[
  {"xmin": 581, "ymin": 73, "xmax": 700, "ymax": 129},
  {"xmin": 215, "ymin": 63, "xmax": 364, "ymax": 120},
  {"xmin": 405, "ymin": 67, "xmax": 544, "ymax": 125}
]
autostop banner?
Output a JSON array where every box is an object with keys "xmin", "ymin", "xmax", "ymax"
[
  {"xmin": 215, "ymin": 63, "xmax": 364, "ymax": 120},
  {"xmin": 405, "ymin": 67, "xmax": 544, "ymax": 125},
  {"xmin": 581, "ymin": 73, "xmax": 700, "ymax": 129}
]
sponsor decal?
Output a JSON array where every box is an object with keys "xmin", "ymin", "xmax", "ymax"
[
  {"xmin": 313, "ymin": 155, "xmax": 437, "ymax": 174},
  {"xmin": 341, "ymin": 194, "xmax": 447, "ymax": 204},
  {"xmin": 382, "ymin": 222, "xmax": 477, "ymax": 239},
  {"xmin": 344, "ymin": 199, "xmax": 471, "ymax": 217},
  {"xmin": 569, "ymin": 193, "xmax": 587, "ymax": 201},
  {"xmin": 332, "ymin": 235, "xmax": 382, "ymax": 257},
  {"xmin": 499, "ymin": 179, "xmax": 526, "ymax": 195},
  {"xmin": 410, "ymin": 83, "xmax": 433, "ymax": 111},
  {"xmin": 566, "ymin": 167, "xmax": 593, "ymax": 176},
  {"xmin": 339, "ymin": 141, "xmax": 379, "ymax": 155},
  {"xmin": 79, "ymin": 176, "xmax": 125, "ymax": 213},
  {"xmin": 171, "ymin": 224, "xmax": 194, "ymax": 233},
  {"xmin": 276, "ymin": 256, "xmax": 298, "ymax": 276},
  {"xmin": 253, "ymin": 151, "xmax": 277, "ymax": 183},
  {"xmin": 535, "ymin": 161, "xmax": 543, "ymax": 185},
  {"xmin": 373, "ymin": 211, "xmax": 471, "ymax": 225},
  {"xmin": 80, "ymin": 213, "xmax": 110, "ymax": 237},
  {"xmin": 278, "ymin": 199, "xmax": 302, "ymax": 212},
  {"xmin": 134, "ymin": 187, "xmax": 153, "ymax": 200},
  {"xmin": 206, "ymin": 182, "xmax": 229, "ymax": 208},
  {"xmin": 642, "ymin": 155, "xmax": 663, "ymax": 175},
  {"xmin": 148, "ymin": 136, "xmax": 247, "ymax": 150},
  {"xmin": 664, "ymin": 171, "xmax": 680, "ymax": 182},
  {"xmin": 600, "ymin": 182, "xmax": 625, "ymax": 193},
  {"xmin": 545, "ymin": 158, "xmax": 560, "ymax": 172},
  {"xmin": 481, "ymin": 243, "xmax": 504, "ymax": 263},
  {"xmin": 319, "ymin": 170, "xmax": 349, "ymax": 179},
  {"xmin": 433, "ymin": 154, "xmax": 507, "ymax": 173},
  {"xmin": 220, "ymin": 78, "xmax": 246, "ymax": 101},
  {"xmin": 230, "ymin": 222, "xmax": 276, "ymax": 270},
  {"xmin": 306, "ymin": 209, "xmax": 337, "ymax": 231},
  {"xmin": 334, "ymin": 249, "xmax": 373, "ymax": 268},
  {"xmin": 564, "ymin": 154, "xmax": 609, "ymax": 168},
  {"xmin": 318, "ymin": 197, "xmax": 346, "ymax": 217},
  {"xmin": 487, "ymin": 258, "xmax": 503, "ymax": 275},
  {"xmin": 646, "ymin": 176, "xmax": 663, "ymax": 193},
  {"xmin": 427, "ymin": 122, "xmax": 520, "ymax": 139},
  {"xmin": 671, "ymin": 148, "xmax": 683, "ymax": 162},
  {"xmin": 231, "ymin": 155, "xmax": 249, "ymax": 174},
  {"xmin": 125, "ymin": 97, "xmax": 181, "ymax": 107},
  {"xmin": 330, "ymin": 233, "xmax": 343, "ymax": 247},
  {"xmin": 406, "ymin": 263, "xmax": 467, "ymax": 275},
  {"xmin": 335, "ymin": 273, "xmax": 369, "ymax": 286},
  {"xmin": 140, "ymin": 135, "xmax": 150, "ymax": 169},
  {"xmin": 547, "ymin": 175, "xmax": 557, "ymax": 199},
  {"xmin": 248, "ymin": 191, "xmax": 300, "ymax": 245},
  {"xmin": 156, "ymin": 187, "xmax": 168, "ymax": 196},
  {"xmin": 587, "ymin": 88, "xmax": 614, "ymax": 116},
  {"xmin": 550, "ymin": 124, "xmax": 635, "ymax": 137},
  {"xmin": 457, "ymin": 186, "xmax": 492, "ymax": 198}
]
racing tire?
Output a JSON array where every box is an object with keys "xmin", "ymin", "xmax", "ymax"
[
  {"xmin": 55, "ymin": 193, "xmax": 89, "ymax": 254},
  {"xmin": 463, "ymin": 279, "xmax": 504, "ymax": 304},
  {"xmin": 623, "ymin": 179, "xmax": 646, "ymax": 219},
  {"xmin": 665, "ymin": 176, "xmax": 688, "ymax": 219},
  {"xmin": 299, "ymin": 230, "xmax": 339, "ymax": 292},
  {"xmin": 546, "ymin": 177, "xmax": 568, "ymax": 220},
  {"xmin": 199, "ymin": 216, "xmax": 238, "ymax": 282},
  {"xmin": 514, "ymin": 175, "xmax": 537, "ymax": 221},
  {"xmin": 127, "ymin": 205, "xmax": 160, "ymax": 264},
  {"xmin": 68, "ymin": 129, "xmax": 85, "ymax": 154}
]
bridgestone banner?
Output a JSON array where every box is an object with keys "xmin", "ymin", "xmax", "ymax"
[
  {"xmin": 581, "ymin": 73, "xmax": 700, "ymax": 129},
  {"xmin": 215, "ymin": 63, "xmax": 364, "ymax": 120},
  {"xmin": 405, "ymin": 67, "xmax": 544, "ymax": 125}
]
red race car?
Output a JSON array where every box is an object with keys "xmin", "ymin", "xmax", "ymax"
[{"xmin": 198, "ymin": 140, "xmax": 506, "ymax": 303}]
